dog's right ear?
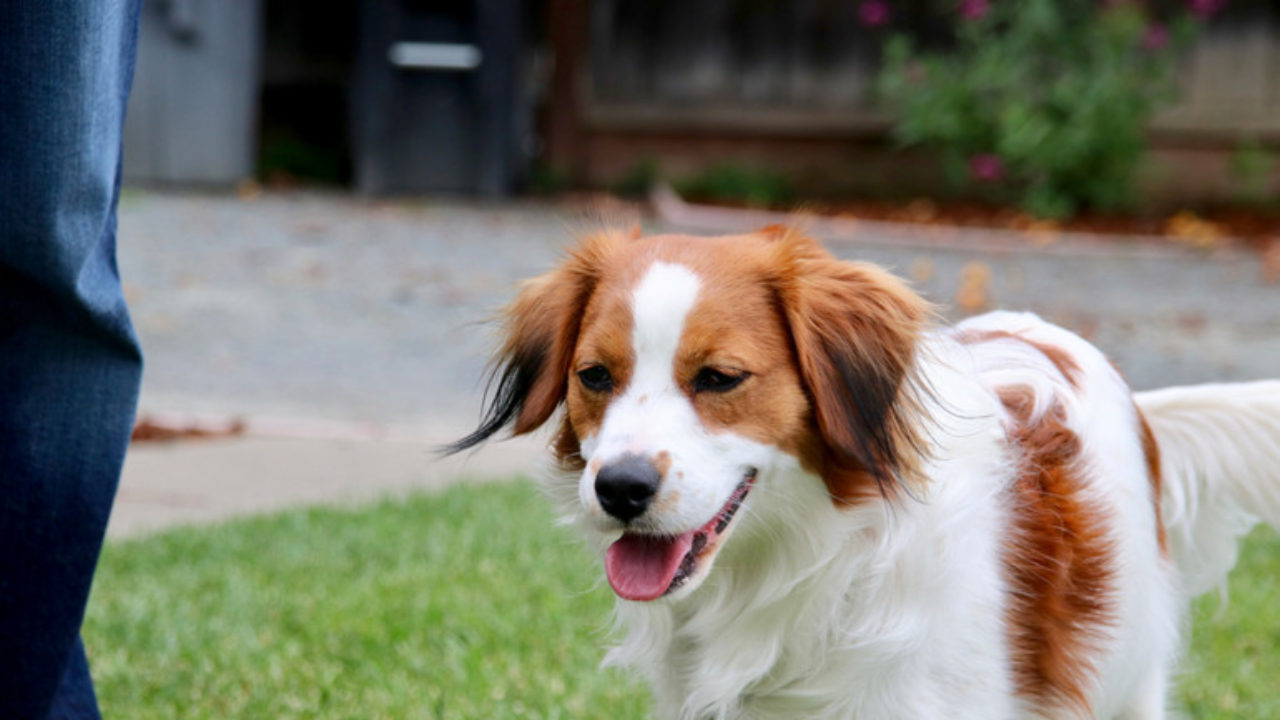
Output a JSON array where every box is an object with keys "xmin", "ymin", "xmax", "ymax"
[{"xmin": 443, "ymin": 231, "xmax": 619, "ymax": 454}]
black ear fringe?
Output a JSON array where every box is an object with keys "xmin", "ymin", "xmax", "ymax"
[
  {"xmin": 438, "ymin": 341, "xmax": 547, "ymax": 456},
  {"xmin": 828, "ymin": 342, "xmax": 922, "ymax": 498}
]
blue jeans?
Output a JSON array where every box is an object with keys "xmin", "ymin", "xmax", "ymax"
[{"xmin": 0, "ymin": 2, "xmax": 143, "ymax": 718}]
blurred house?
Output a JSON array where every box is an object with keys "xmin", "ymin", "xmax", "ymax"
[{"xmin": 123, "ymin": 0, "xmax": 1280, "ymax": 205}]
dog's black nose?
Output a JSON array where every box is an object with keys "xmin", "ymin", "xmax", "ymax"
[{"xmin": 595, "ymin": 455, "xmax": 660, "ymax": 522}]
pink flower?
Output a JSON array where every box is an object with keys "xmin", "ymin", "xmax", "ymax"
[
  {"xmin": 969, "ymin": 154, "xmax": 1006, "ymax": 183},
  {"xmin": 1143, "ymin": 23, "xmax": 1169, "ymax": 50},
  {"xmin": 959, "ymin": 0, "xmax": 990, "ymax": 20},
  {"xmin": 858, "ymin": 0, "xmax": 891, "ymax": 28},
  {"xmin": 1187, "ymin": 0, "xmax": 1228, "ymax": 19}
]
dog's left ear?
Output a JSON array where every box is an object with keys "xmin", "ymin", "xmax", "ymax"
[
  {"xmin": 444, "ymin": 231, "xmax": 618, "ymax": 454},
  {"xmin": 767, "ymin": 228, "xmax": 932, "ymax": 501}
]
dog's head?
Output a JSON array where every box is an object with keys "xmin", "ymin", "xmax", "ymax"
[{"xmin": 450, "ymin": 228, "xmax": 930, "ymax": 601}]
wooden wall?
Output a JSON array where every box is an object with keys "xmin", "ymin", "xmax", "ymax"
[{"xmin": 545, "ymin": 0, "xmax": 1280, "ymax": 205}]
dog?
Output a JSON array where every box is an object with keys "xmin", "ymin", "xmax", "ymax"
[{"xmin": 450, "ymin": 226, "xmax": 1280, "ymax": 719}]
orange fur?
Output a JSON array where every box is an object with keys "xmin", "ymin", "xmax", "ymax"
[
  {"xmin": 767, "ymin": 229, "xmax": 933, "ymax": 501},
  {"xmin": 556, "ymin": 228, "xmax": 931, "ymax": 506},
  {"xmin": 1136, "ymin": 406, "xmax": 1169, "ymax": 557},
  {"xmin": 997, "ymin": 386, "xmax": 1116, "ymax": 714}
]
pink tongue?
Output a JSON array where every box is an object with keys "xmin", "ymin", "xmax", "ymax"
[{"xmin": 605, "ymin": 531, "xmax": 695, "ymax": 601}]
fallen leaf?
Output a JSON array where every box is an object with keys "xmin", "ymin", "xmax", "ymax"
[
  {"xmin": 235, "ymin": 178, "xmax": 263, "ymax": 202},
  {"xmin": 956, "ymin": 261, "xmax": 993, "ymax": 313},
  {"xmin": 1262, "ymin": 239, "xmax": 1280, "ymax": 284},
  {"xmin": 910, "ymin": 256, "xmax": 936, "ymax": 284},
  {"xmin": 303, "ymin": 260, "xmax": 327, "ymax": 282},
  {"xmin": 1164, "ymin": 210, "xmax": 1224, "ymax": 249},
  {"xmin": 1176, "ymin": 312, "xmax": 1207, "ymax": 335},
  {"xmin": 132, "ymin": 415, "xmax": 246, "ymax": 443},
  {"xmin": 902, "ymin": 198, "xmax": 938, "ymax": 223}
]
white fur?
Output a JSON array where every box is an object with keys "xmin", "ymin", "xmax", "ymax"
[
  {"xmin": 1135, "ymin": 381, "xmax": 1280, "ymax": 597},
  {"xmin": 545, "ymin": 300, "xmax": 1280, "ymax": 718}
]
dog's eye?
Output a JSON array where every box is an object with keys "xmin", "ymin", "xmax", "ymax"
[
  {"xmin": 577, "ymin": 365, "xmax": 614, "ymax": 392},
  {"xmin": 693, "ymin": 367, "xmax": 747, "ymax": 393}
]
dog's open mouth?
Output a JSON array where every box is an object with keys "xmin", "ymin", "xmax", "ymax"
[{"xmin": 604, "ymin": 469, "xmax": 756, "ymax": 602}]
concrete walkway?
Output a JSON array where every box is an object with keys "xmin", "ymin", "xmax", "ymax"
[
  {"xmin": 108, "ymin": 189, "xmax": 1280, "ymax": 538},
  {"xmin": 112, "ymin": 434, "xmax": 544, "ymax": 538}
]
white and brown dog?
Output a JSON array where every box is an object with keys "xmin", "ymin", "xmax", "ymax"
[{"xmin": 451, "ymin": 227, "xmax": 1280, "ymax": 719}]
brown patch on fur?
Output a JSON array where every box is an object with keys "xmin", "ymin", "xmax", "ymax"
[
  {"xmin": 653, "ymin": 450, "xmax": 672, "ymax": 478},
  {"xmin": 663, "ymin": 239, "xmax": 813, "ymax": 462},
  {"xmin": 503, "ymin": 236, "xmax": 616, "ymax": 435},
  {"xmin": 554, "ymin": 416, "xmax": 586, "ymax": 471},
  {"xmin": 1136, "ymin": 406, "xmax": 1169, "ymax": 557},
  {"xmin": 649, "ymin": 487, "xmax": 683, "ymax": 515},
  {"xmin": 956, "ymin": 329, "xmax": 1082, "ymax": 389},
  {"xmin": 997, "ymin": 385, "xmax": 1116, "ymax": 714},
  {"xmin": 561, "ymin": 239, "xmax": 660, "ymax": 456},
  {"xmin": 1102, "ymin": 363, "xmax": 1168, "ymax": 560},
  {"xmin": 447, "ymin": 230, "xmax": 637, "ymax": 457},
  {"xmin": 447, "ymin": 228, "xmax": 633, "ymax": 461}
]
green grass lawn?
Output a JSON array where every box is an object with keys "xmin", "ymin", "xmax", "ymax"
[
  {"xmin": 1179, "ymin": 524, "xmax": 1280, "ymax": 719},
  {"xmin": 86, "ymin": 481, "xmax": 1278, "ymax": 719}
]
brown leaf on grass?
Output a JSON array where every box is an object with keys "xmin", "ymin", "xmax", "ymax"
[{"xmin": 956, "ymin": 261, "xmax": 993, "ymax": 314}]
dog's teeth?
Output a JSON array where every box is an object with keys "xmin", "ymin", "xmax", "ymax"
[
  {"xmin": 669, "ymin": 535, "xmax": 705, "ymax": 592},
  {"xmin": 714, "ymin": 480, "xmax": 751, "ymax": 533},
  {"xmin": 665, "ymin": 480, "xmax": 755, "ymax": 596}
]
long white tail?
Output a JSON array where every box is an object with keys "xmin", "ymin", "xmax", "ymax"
[{"xmin": 1134, "ymin": 381, "xmax": 1280, "ymax": 597}]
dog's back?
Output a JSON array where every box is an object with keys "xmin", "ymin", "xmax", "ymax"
[{"xmin": 955, "ymin": 311, "xmax": 1179, "ymax": 718}]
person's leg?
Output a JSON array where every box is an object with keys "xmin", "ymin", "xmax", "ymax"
[{"xmin": 0, "ymin": 2, "xmax": 143, "ymax": 718}]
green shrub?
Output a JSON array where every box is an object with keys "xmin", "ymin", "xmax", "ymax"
[
  {"xmin": 1228, "ymin": 139, "xmax": 1278, "ymax": 208},
  {"xmin": 674, "ymin": 162, "xmax": 796, "ymax": 208},
  {"xmin": 879, "ymin": 0, "xmax": 1198, "ymax": 218},
  {"xmin": 608, "ymin": 160, "xmax": 794, "ymax": 208},
  {"xmin": 527, "ymin": 162, "xmax": 574, "ymax": 195},
  {"xmin": 609, "ymin": 158, "xmax": 661, "ymax": 198}
]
